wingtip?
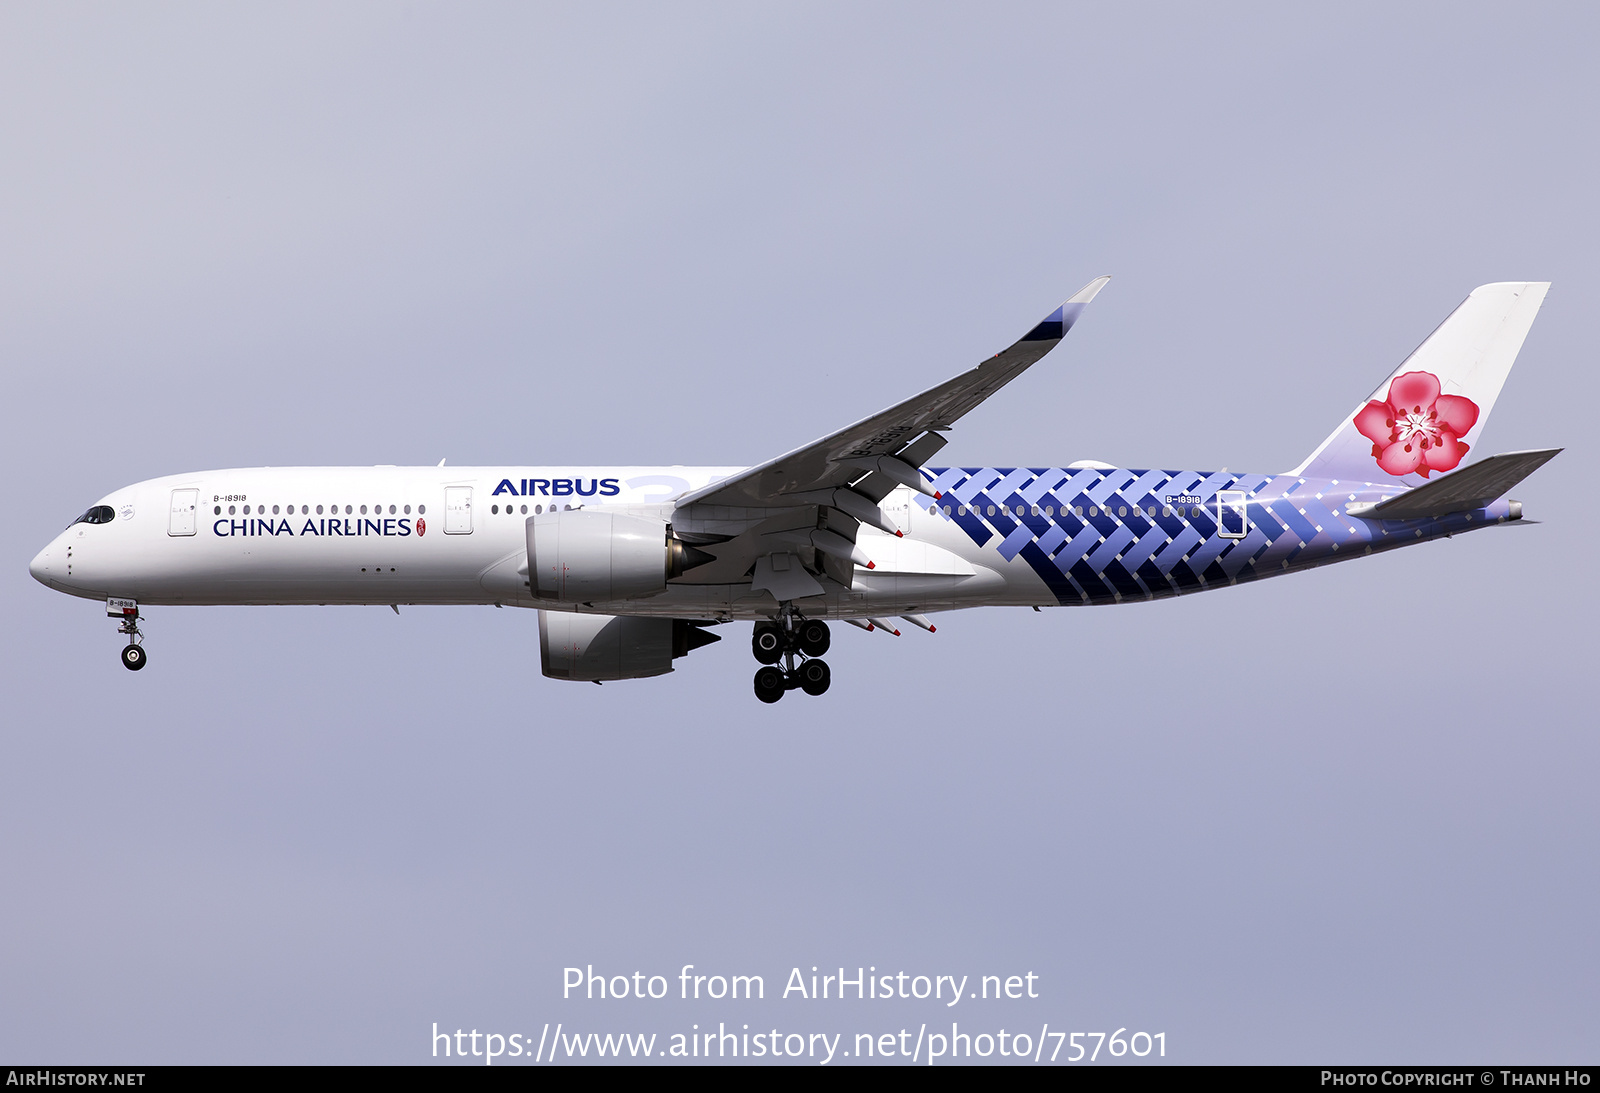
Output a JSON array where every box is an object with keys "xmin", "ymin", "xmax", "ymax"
[
  {"xmin": 1066, "ymin": 274, "xmax": 1112, "ymax": 305},
  {"xmin": 1023, "ymin": 276, "xmax": 1112, "ymax": 341}
]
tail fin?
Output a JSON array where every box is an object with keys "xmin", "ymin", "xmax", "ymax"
[{"xmin": 1290, "ymin": 282, "xmax": 1550, "ymax": 482}]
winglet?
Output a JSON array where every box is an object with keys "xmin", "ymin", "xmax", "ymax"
[{"xmin": 1022, "ymin": 275, "xmax": 1112, "ymax": 342}]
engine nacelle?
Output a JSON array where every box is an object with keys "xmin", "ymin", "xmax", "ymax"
[
  {"xmin": 527, "ymin": 510, "xmax": 671, "ymax": 603},
  {"xmin": 539, "ymin": 612, "xmax": 720, "ymax": 682}
]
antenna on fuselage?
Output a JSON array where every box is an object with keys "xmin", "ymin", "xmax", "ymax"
[{"xmin": 437, "ymin": 458, "xmax": 446, "ymax": 466}]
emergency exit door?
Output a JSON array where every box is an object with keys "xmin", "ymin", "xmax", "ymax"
[
  {"xmin": 445, "ymin": 487, "xmax": 474, "ymax": 534},
  {"xmin": 168, "ymin": 489, "xmax": 198, "ymax": 536}
]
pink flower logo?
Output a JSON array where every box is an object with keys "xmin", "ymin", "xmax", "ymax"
[{"xmin": 1353, "ymin": 371, "xmax": 1478, "ymax": 478}]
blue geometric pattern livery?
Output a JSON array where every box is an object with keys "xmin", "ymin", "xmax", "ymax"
[{"xmin": 924, "ymin": 466, "xmax": 1502, "ymax": 606}]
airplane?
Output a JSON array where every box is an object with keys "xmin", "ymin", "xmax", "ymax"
[{"xmin": 29, "ymin": 278, "xmax": 1560, "ymax": 703}]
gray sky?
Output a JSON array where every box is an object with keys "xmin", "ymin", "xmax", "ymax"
[{"xmin": 2, "ymin": 2, "xmax": 1596, "ymax": 1064}]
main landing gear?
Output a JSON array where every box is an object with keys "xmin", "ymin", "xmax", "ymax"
[
  {"xmin": 750, "ymin": 612, "xmax": 831, "ymax": 703},
  {"xmin": 114, "ymin": 604, "xmax": 147, "ymax": 671}
]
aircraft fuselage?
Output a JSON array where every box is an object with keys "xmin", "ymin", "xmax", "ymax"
[{"xmin": 29, "ymin": 463, "xmax": 1518, "ymax": 619}]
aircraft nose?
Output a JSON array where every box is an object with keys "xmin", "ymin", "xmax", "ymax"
[{"xmin": 30, "ymin": 542, "xmax": 55, "ymax": 586}]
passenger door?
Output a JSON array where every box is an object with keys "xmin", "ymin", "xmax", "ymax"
[
  {"xmin": 168, "ymin": 489, "xmax": 198, "ymax": 536},
  {"xmin": 445, "ymin": 486, "xmax": 474, "ymax": 534}
]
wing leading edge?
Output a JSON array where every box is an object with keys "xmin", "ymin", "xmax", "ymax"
[{"xmin": 677, "ymin": 276, "xmax": 1111, "ymax": 509}]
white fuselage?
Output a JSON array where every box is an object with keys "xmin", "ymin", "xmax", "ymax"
[{"xmin": 28, "ymin": 466, "xmax": 1023, "ymax": 620}]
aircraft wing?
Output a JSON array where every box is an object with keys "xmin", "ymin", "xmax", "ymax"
[{"xmin": 676, "ymin": 276, "xmax": 1111, "ymax": 508}]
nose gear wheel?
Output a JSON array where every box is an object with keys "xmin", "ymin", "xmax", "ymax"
[{"xmin": 114, "ymin": 605, "xmax": 146, "ymax": 671}]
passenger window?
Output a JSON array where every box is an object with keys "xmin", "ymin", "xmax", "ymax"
[
  {"xmin": 389, "ymin": 505, "xmax": 396, "ymax": 515},
  {"xmin": 404, "ymin": 505, "xmax": 411, "ymax": 514},
  {"xmin": 345, "ymin": 505, "xmax": 352, "ymax": 515},
  {"xmin": 418, "ymin": 505, "xmax": 426, "ymax": 515},
  {"xmin": 491, "ymin": 505, "xmax": 499, "ymax": 515},
  {"xmin": 520, "ymin": 505, "xmax": 528, "ymax": 515}
]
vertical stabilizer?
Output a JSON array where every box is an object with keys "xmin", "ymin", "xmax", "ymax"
[{"xmin": 1291, "ymin": 282, "xmax": 1549, "ymax": 482}]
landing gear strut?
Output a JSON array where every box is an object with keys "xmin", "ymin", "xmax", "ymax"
[
  {"xmin": 750, "ymin": 609, "xmax": 829, "ymax": 703},
  {"xmin": 114, "ymin": 604, "xmax": 147, "ymax": 671}
]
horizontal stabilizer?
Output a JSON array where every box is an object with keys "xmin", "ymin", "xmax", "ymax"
[{"xmin": 1355, "ymin": 448, "xmax": 1561, "ymax": 520}]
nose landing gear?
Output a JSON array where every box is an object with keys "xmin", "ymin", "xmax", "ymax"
[
  {"xmin": 110, "ymin": 598, "xmax": 147, "ymax": 671},
  {"xmin": 750, "ymin": 612, "xmax": 830, "ymax": 703}
]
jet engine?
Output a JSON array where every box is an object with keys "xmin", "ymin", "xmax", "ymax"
[
  {"xmin": 526, "ymin": 510, "xmax": 709, "ymax": 603},
  {"xmin": 539, "ymin": 612, "xmax": 720, "ymax": 681}
]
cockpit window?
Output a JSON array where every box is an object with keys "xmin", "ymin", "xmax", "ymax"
[{"xmin": 71, "ymin": 505, "xmax": 116, "ymax": 527}]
